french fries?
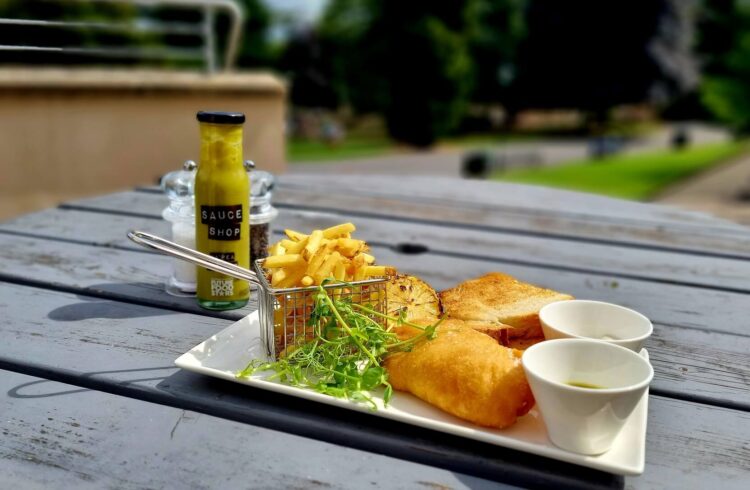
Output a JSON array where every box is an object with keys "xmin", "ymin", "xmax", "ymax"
[
  {"xmin": 314, "ymin": 251, "xmax": 341, "ymax": 284},
  {"xmin": 305, "ymin": 245, "xmax": 330, "ymax": 277},
  {"xmin": 284, "ymin": 229, "xmax": 307, "ymax": 241},
  {"xmin": 275, "ymin": 267, "xmax": 306, "ymax": 289},
  {"xmin": 263, "ymin": 222, "xmax": 396, "ymax": 288},
  {"xmin": 334, "ymin": 261, "xmax": 347, "ymax": 281},
  {"xmin": 303, "ymin": 230, "xmax": 324, "ymax": 259},
  {"xmin": 322, "ymin": 222, "xmax": 355, "ymax": 239},
  {"xmin": 268, "ymin": 242, "xmax": 285, "ymax": 257},
  {"xmin": 362, "ymin": 265, "xmax": 389, "ymax": 277},
  {"xmin": 263, "ymin": 254, "xmax": 305, "ymax": 269},
  {"xmin": 279, "ymin": 239, "xmax": 306, "ymax": 254}
]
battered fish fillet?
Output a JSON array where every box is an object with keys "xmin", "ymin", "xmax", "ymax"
[
  {"xmin": 440, "ymin": 273, "xmax": 573, "ymax": 339},
  {"xmin": 385, "ymin": 325, "xmax": 535, "ymax": 429}
]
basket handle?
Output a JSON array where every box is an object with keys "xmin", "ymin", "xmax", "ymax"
[{"xmin": 127, "ymin": 230, "xmax": 262, "ymax": 286}]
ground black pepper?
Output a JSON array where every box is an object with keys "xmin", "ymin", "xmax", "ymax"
[{"xmin": 250, "ymin": 222, "xmax": 269, "ymax": 266}]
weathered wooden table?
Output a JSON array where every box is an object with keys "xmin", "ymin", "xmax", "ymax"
[{"xmin": 1, "ymin": 175, "xmax": 748, "ymax": 489}]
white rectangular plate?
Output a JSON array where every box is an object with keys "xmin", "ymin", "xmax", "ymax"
[{"xmin": 175, "ymin": 311, "xmax": 649, "ymax": 476}]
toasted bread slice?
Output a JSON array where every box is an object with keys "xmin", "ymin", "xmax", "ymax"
[
  {"xmin": 459, "ymin": 319, "xmax": 511, "ymax": 345},
  {"xmin": 439, "ymin": 273, "xmax": 573, "ymax": 339},
  {"xmin": 507, "ymin": 336, "xmax": 545, "ymax": 350}
]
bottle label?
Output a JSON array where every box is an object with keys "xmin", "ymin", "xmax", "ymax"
[
  {"xmin": 210, "ymin": 277, "xmax": 235, "ymax": 297},
  {"xmin": 201, "ymin": 205, "xmax": 243, "ymax": 241},
  {"xmin": 210, "ymin": 252, "xmax": 236, "ymax": 264}
]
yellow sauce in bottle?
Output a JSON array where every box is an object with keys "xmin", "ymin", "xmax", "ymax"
[{"xmin": 194, "ymin": 111, "xmax": 249, "ymax": 310}]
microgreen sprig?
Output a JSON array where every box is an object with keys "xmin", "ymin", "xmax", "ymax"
[{"xmin": 237, "ymin": 280, "xmax": 440, "ymax": 409}]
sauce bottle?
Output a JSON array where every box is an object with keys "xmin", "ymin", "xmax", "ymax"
[{"xmin": 194, "ymin": 111, "xmax": 249, "ymax": 310}]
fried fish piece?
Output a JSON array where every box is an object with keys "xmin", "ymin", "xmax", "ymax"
[
  {"xmin": 385, "ymin": 325, "xmax": 535, "ymax": 429},
  {"xmin": 440, "ymin": 273, "xmax": 573, "ymax": 339}
]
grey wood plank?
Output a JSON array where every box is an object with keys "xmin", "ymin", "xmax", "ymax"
[
  {"xmin": 61, "ymin": 191, "xmax": 166, "ymax": 219},
  {"xmin": 647, "ymin": 324, "xmax": 750, "ymax": 407},
  {"xmin": 276, "ymin": 211, "xmax": 750, "ymax": 292},
  {"xmin": 62, "ymin": 188, "xmax": 750, "ymax": 260},
  {"xmin": 0, "ymin": 284, "xmax": 747, "ymax": 488},
  {"xmin": 22, "ymin": 275, "xmax": 750, "ymax": 409},
  {"xmin": 0, "ymin": 370, "xmax": 507, "ymax": 490},
  {"xmin": 2, "ymin": 209, "xmax": 749, "ymax": 338},
  {"xmin": 0, "ymin": 288, "xmax": 616, "ymax": 489},
  {"xmin": 369, "ymin": 246, "xmax": 750, "ymax": 338},
  {"xmin": 631, "ymin": 397, "xmax": 750, "ymax": 490},
  {"xmin": 2, "ymin": 207, "xmax": 749, "ymax": 406},
  {"xmin": 0, "ymin": 208, "xmax": 172, "ymax": 249},
  {"xmin": 140, "ymin": 178, "xmax": 741, "ymax": 231},
  {"xmin": 273, "ymin": 185, "xmax": 750, "ymax": 259},
  {"xmin": 0, "ymin": 279, "xmax": 747, "ymax": 418},
  {"xmin": 0, "ymin": 231, "xmax": 255, "ymax": 322},
  {"xmin": 6, "ymin": 206, "xmax": 750, "ymax": 293},
  {"xmin": 278, "ymin": 175, "xmax": 750, "ymax": 230},
  {"xmin": 1, "ymin": 221, "xmax": 750, "ymax": 411}
]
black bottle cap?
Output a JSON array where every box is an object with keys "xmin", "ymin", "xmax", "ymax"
[{"xmin": 196, "ymin": 111, "xmax": 245, "ymax": 124}]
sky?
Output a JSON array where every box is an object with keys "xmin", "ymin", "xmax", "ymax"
[
  {"xmin": 261, "ymin": 0, "xmax": 328, "ymax": 42},
  {"xmin": 262, "ymin": 0, "xmax": 328, "ymax": 27}
]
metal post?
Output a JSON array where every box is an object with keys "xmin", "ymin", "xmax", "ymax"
[
  {"xmin": 203, "ymin": 5, "xmax": 216, "ymax": 73},
  {"xmin": 0, "ymin": 0, "xmax": 245, "ymax": 72}
]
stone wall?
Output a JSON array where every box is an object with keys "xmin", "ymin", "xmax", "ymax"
[{"xmin": 0, "ymin": 68, "xmax": 286, "ymax": 220}]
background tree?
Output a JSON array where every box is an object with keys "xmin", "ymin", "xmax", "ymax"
[
  {"xmin": 277, "ymin": 28, "xmax": 338, "ymax": 108},
  {"xmin": 466, "ymin": 0, "xmax": 528, "ymax": 126},
  {"xmin": 318, "ymin": 0, "xmax": 477, "ymax": 147},
  {"xmin": 698, "ymin": 0, "xmax": 750, "ymax": 133},
  {"xmin": 511, "ymin": 0, "xmax": 696, "ymax": 125}
]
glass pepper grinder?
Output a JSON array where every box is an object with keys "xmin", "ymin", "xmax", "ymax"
[
  {"xmin": 161, "ymin": 160, "xmax": 197, "ymax": 296},
  {"xmin": 244, "ymin": 160, "xmax": 278, "ymax": 268}
]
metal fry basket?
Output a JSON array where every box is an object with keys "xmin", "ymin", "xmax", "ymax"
[
  {"xmin": 125, "ymin": 231, "xmax": 389, "ymax": 360},
  {"xmin": 254, "ymin": 259, "xmax": 388, "ymax": 359}
]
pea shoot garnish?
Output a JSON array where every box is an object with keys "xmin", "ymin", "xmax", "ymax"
[{"xmin": 237, "ymin": 281, "xmax": 440, "ymax": 409}]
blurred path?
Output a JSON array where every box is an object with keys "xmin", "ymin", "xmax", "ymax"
[
  {"xmin": 289, "ymin": 123, "xmax": 729, "ymax": 176},
  {"xmin": 657, "ymin": 152, "xmax": 750, "ymax": 226}
]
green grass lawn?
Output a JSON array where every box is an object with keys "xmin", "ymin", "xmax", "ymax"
[
  {"xmin": 288, "ymin": 118, "xmax": 660, "ymax": 163},
  {"xmin": 289, "ymin": 133, "xmax": 536, "ymax": 163},
  {"xmin": 288, "ymin": 136, "xmax": 398, "ymax": 162},
  {"xmin": 493, "ymin": 141, "xmax": 749, "ymax": 200}
]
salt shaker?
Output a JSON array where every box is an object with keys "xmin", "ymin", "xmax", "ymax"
[
  {"xmin": 161, "ymin": 160, "xmax": 197, "ymax": 296},
  {"xmin": 245, "ymin": 160, "xmax": 278, "ymax": 267}
]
